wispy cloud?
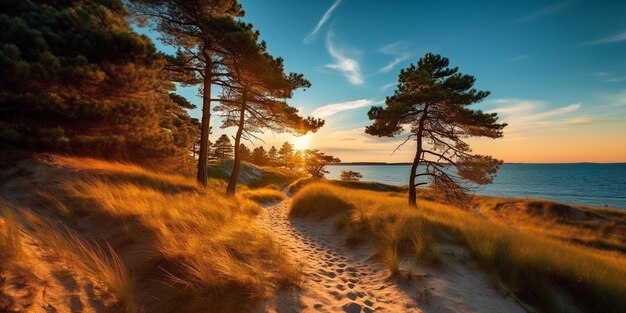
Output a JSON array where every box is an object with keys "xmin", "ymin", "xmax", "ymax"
[
  {"xmin": 303, "ymin": 0, "xmax": 342, "ymax": 44},
  {"xmin": 566, "ymin": 117, "xmax": 594, "ymax": 125},
  {"xmin": 518, "ymin": 0, "xmax": 573, "ymax": 22},
  {"xmin": 325, "ymin": 31, "xmax": 364, "ymax": 85},
  {"xmin": 488, "ymin": 99, "xmax": 587, "ymax": 137},
  {"xmin": 378, "ymin": 41, "xmax": 411, "ymax": 73},
  {"xmin": 592, "ymin": 71, "xmax": 626, "ymax": 83},
  {"xmin": 380, "ymin": 82, "xmax": 396, "ymax": 91},
  {"xmin": 579, "ymin": 30, "xmax": 626, "ymax": 47},
  {"xmin": 510, "ymin": 55, "xmax": 531, "ymax": 62},
  {"xmin": 310, "ymin": 99, "xmax": 382, "ymax": 118}
]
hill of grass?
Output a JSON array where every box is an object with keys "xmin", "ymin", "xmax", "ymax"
[
  {"xmin": 290, "ymin": 182, "xmax": 626, "ymax": 313},
  {"xmin": 0, "ymin": 154, "xmax": 298, "ymax": 313},
  {"xmin": 207, "ymin": 160, "xmax": 303, "ymax": 188}
]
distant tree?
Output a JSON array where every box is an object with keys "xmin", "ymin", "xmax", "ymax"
[
  {"xmin": 303, "ymin": 150, "xmax": 340, "ymax": 178},
  {"xmin": 239, "ymin": 143, "xmax": 252, "ymax": 162},
  {"xmin": 291, "ymin": 150, "xmax": 304, "ymax": 170},
  {"xmin": 365, "ymin": 53, "xmax": 507, "ymax": 207},
  {"xmin": 278, "ymin": 142, "xmax": 295, "ymax": 168},
  {"xmin": 268, "ymin": 146, "xmax": 278, "ymax": 165},
  {"xmin": 340, "ymin": 171, "xmax": 363, "ymax": 181},
  {"xmin": 130, "ymin": 0, "xmax": 245, "ymax": 186},
  {"xmin": 213, "ymin": 134, "xmax": 233, "ymax": 161},
  {"xmin": 251, "ymin": 146, "xmax": 268, "ymax": 166}
]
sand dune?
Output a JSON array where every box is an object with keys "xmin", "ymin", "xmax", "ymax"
[{"xmin": 255, "ymin": 199, "xmax": 527, "ymax": 313}]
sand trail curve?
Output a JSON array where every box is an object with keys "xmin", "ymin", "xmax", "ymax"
[{"xmin": 255, "ymin": 199, "xmax": 527, "ymax": 313}]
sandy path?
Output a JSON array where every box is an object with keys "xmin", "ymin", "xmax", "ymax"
[
  {"xmin": 255, "ymin": 199, "xmax": 528, "ymax": 313},
  {"xmin": 256, "ymin": 199, "xmax": 418, "ymax": 313}
]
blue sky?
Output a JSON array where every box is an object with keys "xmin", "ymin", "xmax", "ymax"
[{"xmin": 140, "ymin": 0, "xmax": 626, "ymax": 162}]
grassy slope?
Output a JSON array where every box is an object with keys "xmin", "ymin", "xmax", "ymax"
[
  {"xmin": 0, "ymin": 155, "xmax": 298, "ymax": 313},
  {"xmin": 290, "ymin": 182, "xmax": 626, "ymax": 313},
  {"xmin": 207, "ymin": 160, "xmax": 303, "ymax": 188}
]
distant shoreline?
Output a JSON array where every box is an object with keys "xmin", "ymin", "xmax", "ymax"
[{"xmin": 331, "ymin": 162, "xmax": 626, "ymax": 165}]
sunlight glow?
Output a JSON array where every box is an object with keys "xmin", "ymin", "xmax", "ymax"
[{"xmin": 292, "ymin": 133, "xmax": 312, "ymax": 151}]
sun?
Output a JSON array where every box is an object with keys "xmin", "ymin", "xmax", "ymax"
[{"xmin": 292, "ymin": 133, "xmax": 312, "ymax": 151}]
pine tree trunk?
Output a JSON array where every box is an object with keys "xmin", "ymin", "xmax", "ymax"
[
  {"xmin": 196, "ymin": 51, "xmax": 212, "ymax": 187},
  {"xmin": 226, "ymin": 96, "xmax": 246, "ymax": 195},
  {"xmin": 409, "ymin": 104, "xmax": 430, "ymax": 207},
  {"xmin": 408, "ymin": 151, "xmax": 419, "ymax": 206}
]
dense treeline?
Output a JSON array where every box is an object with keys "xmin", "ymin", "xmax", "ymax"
[
  {"xmin": 0, "ymin": 0, "xmax": 198, "ymax": 161},
  {"xmin": 209, "ymin": 139, "xmax": 340, "ymax": 178}
]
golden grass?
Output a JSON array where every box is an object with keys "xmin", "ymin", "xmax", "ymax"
[
  {"xmin": 290, "ymin": 182, "xmax": 626, "ymax": 313},
  {"xmin": 474, "ymin": 196, "xmax": 626, "ymax": 254},
  {"xmin": 3, "ymin": 155, "xmax": 300, "ymax": 313},
  {"xmin": 242, "ymin": 188, "xmax": 286, "ymax": 204},
  {"xmin": 22, "ymin": 213, "xmax": 137, "ymax": 312},
  {"xmin": 0, "ymin": 207, "xmax": 22, "ymax": 268}
]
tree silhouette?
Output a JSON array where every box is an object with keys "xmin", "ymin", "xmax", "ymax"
[
  {"xmin": 212, "ymin": 134, "xmax": 233, "ymax": 161},
  {"xmin": 340, "ymin": 171, "xmax": 363, "ymax": 181},
  {"xmin": 303, "ymin": 149, "xmax": 340, "ymax": 178},
  {"xmin": 251, "ymin": 146, "xmax": 268, "ymax": 166},
  {"xmin": 238, "ymin": 143, "xmax": 252, "ymax": 162},
  {"xmin": 278, "ymin": 142, "xmax": 295, "ymax": 168},
  {"xmin": 366, "ymin": 53, "xmax": 507, "ymax": 207},
  {"xmin": 268, "ymin": 146, "xmax": 278, "ymax": 165}
]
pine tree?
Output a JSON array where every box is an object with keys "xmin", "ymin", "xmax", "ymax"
[
  {"xmin": 212, "ymin": 134, "xmax": 233, "ymax": 161},
  {"xmin": 366, "ymin": 53, "xmax": 507, "ymax": 207},
  {"xmin": 303, "ymin": 149, "xmax": 340, "ymax": 178},
  {"xmin": 268, "ymin": 146, "xmax": 278, "ymax": 165},
  {"xmin": 0, "ymin": 0, "xmax": 181, "ymax": 161},
  {"xmin": 239, "ymin": 143, "xmax": 252, "ymax": 162},
  {"xmin": 278, "ymin": 142, "xmax": 295, "ymax": 168},
  {"xmin": 251, "ymin": 146, "xmax": 268, "ymax": 166},
  {"xmin": 340, "ymin": 171, "xmax": 363, "ymax": 181},
  {"xmin": 213, "ymin": 25, "xmax": 324, "ymax": 194},
  {"xmin": 130, "ymin": 0, "xmax": 245, "ymax": 186}
]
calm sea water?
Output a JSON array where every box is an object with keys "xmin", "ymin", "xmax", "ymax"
[{"xmin": 326, "ymin": 164, "xmax": 626, "ymax": 209}]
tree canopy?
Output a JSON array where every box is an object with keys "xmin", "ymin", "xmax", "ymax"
[
  {"xmin": 129, "ymin": 0, "xmax": 247, "ymax": 186},
  {"xmin": 303, "ymin": 149, "xmax": 340, "ymax": 178},
  {"xmin": 366, "ymin": 53, "xmax": 507, "ymax": 206},
  {"xmin": 0, "ymin": 0, "xmax": 196, "ymax": 162}
]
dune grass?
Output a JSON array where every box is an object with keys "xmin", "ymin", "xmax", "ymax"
[
  {"xmin": 242, "ymin": 188, "xmax": 286, "ymax": 204},
  {"xmin": 22, "ymin": 212, "xmax": 137, "ymax": 312},
  {"xmin": 474, "ymin": 196, "xmax": 626, "ymax": 254},
  {"xmin": 207, "ymin": 161, "xmax": 303, "ymax": 188},
  {"xmin": 290, "ymin": 182, "xmax": 626, "ymax": 313},
  {"xmin": 0, "ymin": 208, "xmax": 22, "ymax": 268},
  {"xmin": 2, "ymin": 155, "xmax": 300, "ymax": 313},
  {"xmin": 288, "ymin": 177, "xmax": 406, "ymax": 194}
]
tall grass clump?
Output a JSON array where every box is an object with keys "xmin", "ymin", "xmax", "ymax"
[
  {"xmin": 0, "ymin": 207, "xmax": 22, "ymax": 267},
  {"xmin": 242, "ymin": 188, "xmax": 286, "ymax": 205},
  {"xmin": 289, "ymin": 184, "xmax": 353, "ymax": 219},
  {"xmin": 291, "ymin": 182, "xmax": 626, "ymax": 313},
  {"xmin": 23, "ymin": 213, "xmax": 137, "ymax": 313}
]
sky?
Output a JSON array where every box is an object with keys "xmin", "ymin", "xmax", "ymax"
[{"xmin": 140, "ymin": 0, "xmax": 626, "ymax": 163}]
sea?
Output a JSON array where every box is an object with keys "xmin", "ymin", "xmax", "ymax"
[{"xmin": 325, "ymin": 163, "xmax": 626, "ymax": 209}]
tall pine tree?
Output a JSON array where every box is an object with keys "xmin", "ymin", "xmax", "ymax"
[
  {"xmin": 214, "ymin": 25, "xmax": 324, "ymax": 194},
  {"xmin": 130, "ymin": 0, "xmax": 245, "ymax": 186},
  {"xmin": 366, "ymin": 53, "xmax": 506, "ymax": 207}
]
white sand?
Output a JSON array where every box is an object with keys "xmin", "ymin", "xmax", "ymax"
[{"xmin": 255, "ymin": 199, "xmax": 528, "ymax": 313}]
